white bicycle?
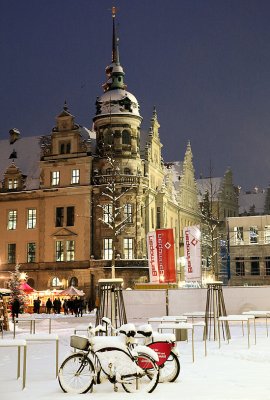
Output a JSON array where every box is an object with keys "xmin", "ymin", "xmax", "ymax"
[{"xmin": 58, "ymin": 324, "xmax": 160, "ymax": 394}]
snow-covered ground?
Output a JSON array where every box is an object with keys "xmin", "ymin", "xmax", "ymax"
[{"xmin": 0, "ymin": 314, "xmax": 269, "ymax": 400}]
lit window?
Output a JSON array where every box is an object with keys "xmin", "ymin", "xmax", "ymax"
[
  {"xmin": 14, "ymin": 178, "xmax": 18, "ymax": 188},
  {"xmin": 8, "ymin": 179, "xmax": 13, "ymax": 189},
  {"xmin": 56, "ymin": 241, "xmax": 64, "ymax": 261},
  {"xmin": 8, "ymin": 243, "xmax": 16, "ymax": 264},
  {"xmin": 52, "ymin": 277, "xmax": 61, "ymax": 287},
  {"xmin": 27, "ymin": 243, "xmax": 36, "ymax": 263},
  {"xmin": 51, "ymin": 171, "xmax": 60, "ymax": 186},
  {"xmin": 55, "ymin": 240, "xmax": 75, "ymax": 262},
  {"xmin": 124, "ymin": 204, "xmax": 132, "ymax": 223},
  {"xmin": 7, "ymin": 210, "xmax": 17, "ymax": 230},
  {"xmin": 249, "ymin": 226, "xmax": 258, "ymax": 244},
  {"xmin": 104, "ymin": 204, "xmax": 112, "ymax": 224},
  {"xmin": 265, "ymin": 226, "xmax": 270, "ymax": 244},
  {"xmin": 71, "ymin": 169, "xmax": 80, "ymax": 184},
  {"xmin": 66, "ymin": 240, "xmax": 75, "ymax": 261},
  {"xmin": 124, "ymin": 238, "xmax": 133, "ymax": 259},
  {"xmin": 103, "ymin": 238, "xmax": 112, "ymax": 260},
  {"xmin": 233, "ymin": 226, "xmax": 243, "ymax": 244},
  {"xmin": 27, "ymin": 209, "xmax": 36, "ymax": 229}
]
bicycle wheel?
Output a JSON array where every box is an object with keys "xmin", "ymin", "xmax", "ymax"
[
  {"xmin": 58, "ymin": 353, "xmax": 95, "ymax": 394},
  {"xmin": 159, "ymin": 351, "xmax": 180, "ymax": 383},
  {"xmin": 121, "ymin": 353, "xmax": 159, "ymax": 393}
]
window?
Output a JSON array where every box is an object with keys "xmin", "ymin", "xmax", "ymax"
[
  {"xmin": 51, "ymin": 171, "xmax": 60, "ymax": 186},
  {"xmin": 66, "ymin": 240, "xmax": 75, "ymax": 261},
  {"xmin": 69, "ymin": 276, "xmax": 78, "ymax": 287},
  {"xmin": 151, "ymin": 208, "xmax": 154, "ymax": 229},
  {"xmin": 27, "ymin": 209, "xmax": 36, "ymax": 229},
  {"xmin": 67, "ymin": 207, "xmax": 75, "ymax": 226},
  {"xmin": 124, "ymin": 168, "xmax": 130, "ymax": 175},
  {"xmin": 265, "ymin": 226, "xmax": 270, "ymax": 244},
  {"xmin": 265, "ymin": 257, "xmax": 270, "ymax": 275},
  {"xmin": 56, "ymin": 206, "xmax": 75, "ymax": 227},
  {"xmin": 124, "ymin": 204, "xmax": 132, "ymax": 223},
  {"xmin": 249, "ymin": 226, "xmax": 258, "ymax": 244},
  {"xmin": 56, "ymin": 241, "xmax": 64, "ymax": 261},
  {"xmin": 124, "ymin": 238, "xmax": 133, "ymax": 259},
  {"xmin": 235, "ymin": 257, "xmax": 245, "ymax": 276},
  {"xmin": 104, "ymin": 204, "xmax": 112, "ymax": 223},
  {"xmin": 27, "ymin": 243, "xmax": 36, "ymax": 263},
  {"xmin": 106, "ymin": 168, "xmax": 112, "ymax": 175},
  {"xmin": 8, "ymin": 243, "xmax": 16, "ymax": 263},
  {"xmin": 71, "ymin": 169, "xmax": 80, "ymax": 184},
  {"xmin": 60, "ymin": 141, "xmax": 71, "ymax": 154},
  {"xmin": 56, "ymin": 207, "xmax": 64, "ymax": 227},
  {"xmin": 250, "ymin": 257, "xmax": 260, "ymax": 275},
  {"xmin": 233, "ymin": 226, "xmax": 243, "ymax": 244},
  {"xmin": 103, "ymin": 238, "xmax": 112, "ymax": 259},
  {"xmin": 122, "ymin": 130, "xmax": 131, "ymax": 145},
  {"xmin": 104, "ymin": 130, "xmax": 113, "ymax": 145},
  {"xmin": 51, "ymin": 277, "xmax": 61, "ymax": 287},
  {"xmin": 8, "ymin": 178, "xmax": 18, "ymax": 190},
  {"xmin": 7, "ymin": 210, "xmax": 17, "ymax": 230},
  {"xmin": 56, "ymin": 240, "xmax": 75, "ymax": 262}
]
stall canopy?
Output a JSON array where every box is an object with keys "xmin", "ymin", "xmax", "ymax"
[
  {"xmin": 19, "ymin": 282, "xmax": 35, "ymax": 293},
  {"xmin": 59, "ymin": 286, "xmax": 85, "ymax": 296}
]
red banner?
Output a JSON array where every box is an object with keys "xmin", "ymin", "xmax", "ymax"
[
  {"xmin": 147, "ymin": 229, "xmax": 176, "ymax": 283},
  {"xmin": 156, "ymin": 228, "xmax": 176, "ymax": 283}
]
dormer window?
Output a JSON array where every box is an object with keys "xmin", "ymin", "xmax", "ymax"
[
  {"xmin": 3, "ymin": 164, "xmax": 23, "ymax": 191},
  {"xmin": 60, "ymin": 141, "xmax": 71, "ymax": 154}
]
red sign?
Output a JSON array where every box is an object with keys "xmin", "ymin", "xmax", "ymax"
[{"xmin": 147, "ymin": 229, "xmax": 176, "ymax": 284}]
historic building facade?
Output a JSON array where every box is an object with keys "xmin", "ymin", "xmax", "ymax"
[{"xmin": 0, "ymin": 11, "xmax": 240, "ymax": 296}]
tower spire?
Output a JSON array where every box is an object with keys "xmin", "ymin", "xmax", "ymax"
[
  {"xmin": 103, "ymin": 7, "xmax": 126, "ymax": 92},
  {"xmin": 112, "ymin": 7, "xmax": 119, "ymax": 65}
]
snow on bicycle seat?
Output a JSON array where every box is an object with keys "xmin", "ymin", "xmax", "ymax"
[
  {"xmin": 118, "ymin": 323, "xmax": 136, "ymax": 337},
  {"xmin": 90, "ymin": 335, "xmax": 128, "ymax": 352}
]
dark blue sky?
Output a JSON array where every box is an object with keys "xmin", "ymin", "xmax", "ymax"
[{"xmin": 1, "ymin": 0, "xmax": 270, "ymax": 190}]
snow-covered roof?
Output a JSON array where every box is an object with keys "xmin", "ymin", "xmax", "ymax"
[
  {"xmin": 0, "ymin": 136, "xmax": 41, "ymax": 190},
  {"xmin": 96, "ymin": 89, "xmax": 141, "ymax": 117},
  {"xmin": 238, "ymin": 191, "xmax": 266, "ymax": 215},
  {"xmin": 196, "ymin": 177, "xmax": 223, "ymax": 202}
]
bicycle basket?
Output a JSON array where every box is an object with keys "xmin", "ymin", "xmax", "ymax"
[{"xmin": 70, "ymin": 335, "xmax": 89, "ymax": 350}]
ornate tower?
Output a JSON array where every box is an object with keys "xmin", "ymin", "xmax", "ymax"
[{"xmin": 91, "ymin": 9, "xmax": 148, "ymax": 283}]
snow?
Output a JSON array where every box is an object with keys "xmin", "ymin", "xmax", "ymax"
[{"xmin": 1, "ymin": 313, "xmax": 270, "ymax": 400}]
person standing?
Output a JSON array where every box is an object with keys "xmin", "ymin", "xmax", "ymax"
[
  {"xmin": 46, "ymin": 298, "xmax": 53, "ymax": 314},
  {"xmin": 36, "ymin": 297, "xmax": 41, "ymax": 314},
  {"xmin": 11, "ymin": 298, "xmax": 21, "ymax": 321}
]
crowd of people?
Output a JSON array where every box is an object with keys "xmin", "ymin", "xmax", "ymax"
[{"xmin": 45, "ymin": 296, "xmax": 86, "ymax": 316}]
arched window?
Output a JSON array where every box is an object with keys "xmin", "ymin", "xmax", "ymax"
[
  {"xmin": 122, "ymin": 130, "xmax": 131, "ymax": 145},
  {"xmin": 104, "ymin": 130, "xmax": 113, "ymax": 145},
  {"xmin": 51, "ymin": 277, "xmax": 61, "ymax": 287},
  {"xmin": 69, "ymin": 277, "xmax": 78, "ymax": 287}
]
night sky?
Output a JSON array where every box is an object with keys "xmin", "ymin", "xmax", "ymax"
[{"xmin": 1, "ymin": 0, "xmax": 270, "ymax": 190}]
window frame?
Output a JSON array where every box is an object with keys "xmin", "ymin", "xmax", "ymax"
[
  {"xmin": 123, "ymin": 238, "xmax": 133, "ymax": 259},
  {"xmin": 8, "ymin": 243, "xmax": 16, "ymax": 264},
  {"xmin": 7, "ymin": 210, "xmax": 17, "ymax": 230},
  {"xmin": 51, "ymin": 171, "xmax": 60, "ymax": 186},
  {"xmin": 71, "ymin": 169, "xmax": 80, "ymax": 185},
  {"xmin": 103, "ymin": 238, "xmax": 113, "ymax": 260},
  {"xmin": 27, "ymin": 208, "xmax": 37, "ymax": 229},
  {"xmin": 27, "ymin": 242, "xmax": 36, "ymax": 263},
  {"xmin": 124, "ymin": 203, "xmax": 133, "ymax": 223}
]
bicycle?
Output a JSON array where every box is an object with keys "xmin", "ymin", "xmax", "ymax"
[
  {"xmin": 58, "ymin": 325, "xmax": 160, "ymax": 394},
  {"xmin": 136, "ymin": 324, "xmax": 180, "ymax": 383},
  {"xmin": 101, "ymin": 318, "xmax": 180, "ymax": 383}
]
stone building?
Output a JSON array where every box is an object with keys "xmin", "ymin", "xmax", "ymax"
[
  {"xmin": 0, "ymin": 11, "xmax": 226, "ymax": 295},
  {"xmin": 228, "ymin": 215, "xmax": 270, "ymax": 285}
]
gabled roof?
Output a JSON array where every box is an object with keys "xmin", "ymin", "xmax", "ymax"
[
  {"xmin": 0, "ymin": 136, "xmax": 41, "ymax": 190},
  {"xmin": 196, "ymin": 177, "xmax": 223, "ymax": 202}
]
